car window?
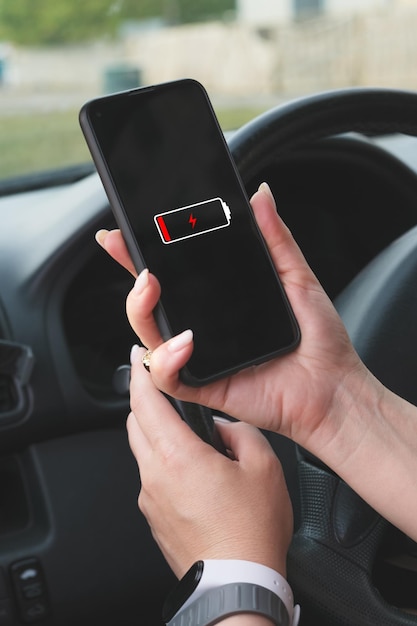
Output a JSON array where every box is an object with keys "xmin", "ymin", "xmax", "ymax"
[{"xmin": 0, "ymin": 0, "xmax": 415, "ymax": 182}]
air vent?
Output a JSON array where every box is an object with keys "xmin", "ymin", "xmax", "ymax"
[
  {"xmin": 0, "ymin": 340, "xmax": 34, "ymax": 423},
  {"xmin": 0, "ymin": 374, "xmax": 17, "ymax": 413}
]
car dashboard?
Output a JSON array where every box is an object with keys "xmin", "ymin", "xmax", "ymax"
[{"xmin": 1, "ymin": 130, "xmax": 417, "ymax": 625}]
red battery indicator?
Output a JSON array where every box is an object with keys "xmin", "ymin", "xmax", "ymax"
[{"xmin": 154, "ymin": 197, "xmax": 231, "ymax": 244}]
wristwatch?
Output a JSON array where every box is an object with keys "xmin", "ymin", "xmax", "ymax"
[{"xmin": 162, "ymin": 560, "xmax": 300, "ymax": 626}]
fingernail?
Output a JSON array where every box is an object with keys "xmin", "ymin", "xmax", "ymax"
[
  {"xmin": 95, "ymin": 229, "xmax": 109, "ymax": 246},
  {"xmin": 167, "ymin": 329, "xmax": 193, "ymax": 353},
  {"xmin": 130, "ymin": 344, "xmax": 141, "ymax": 365},
  {"xmin": 134, "ymin": 269, "xmax": 149, "ymax": 296},
  {"xmin": 259, "ymin": 182, "xmax": 276, "ymax": 205},
  {"xmin": 213, "ymin": 416, "xmax": 233, "ymax": 424}
]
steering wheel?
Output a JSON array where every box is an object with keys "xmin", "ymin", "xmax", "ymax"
[{"xmin": 229, "ymin": 89, "xmax": 417, "ymax": 625}]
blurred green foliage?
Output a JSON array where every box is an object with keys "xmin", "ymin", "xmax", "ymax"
[{"xmin": 0, "ymin": 0, "xmax": 235, "ymax": 45}]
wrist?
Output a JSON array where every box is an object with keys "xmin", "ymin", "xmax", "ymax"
[
  {"xmin": 317, "ymin": 363, "xmax": 380, "ymax": 471},
  {"xmin": 311, "ymin": 363, "xmax": 417, "ymax": 540},
  {"xmin": 296, "ymin": 359, "xmax": 374, "ymax": 473}
]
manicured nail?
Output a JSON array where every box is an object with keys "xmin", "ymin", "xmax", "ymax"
[
  {"xmin": 134, "ymin": 269, "xmax": 149, "ymax": 296},
  {"xmin": 95, "ymin": 229, "xmax": 109, "ymax": 246},
  {"xmin": 130, "ymin": 344, "xmax": 141, "ymax": 365},
  {"xmin": 213, "ymin": 416, "xmax": 233, "ymax": 424},
  {"xmin": 167, "ymin": 329, "xmax": 193, "ymax": 353},
  {"xmin": 259, "ymin": 182, "xmax": 276, "ymax": 205}
]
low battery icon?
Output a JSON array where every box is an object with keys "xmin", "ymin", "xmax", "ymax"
[{"xmin": 154, "ymin": 197, "xmax": 231, "ymax": 244}]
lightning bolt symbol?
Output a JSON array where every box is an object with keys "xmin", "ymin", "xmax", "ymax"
[{"xmin": 189, "ymin": 213, "xmax": 197, "ymax": 229}]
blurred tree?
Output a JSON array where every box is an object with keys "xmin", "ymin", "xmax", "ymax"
[
  {"xmin": 121, "ymin": 0, "xmax": 235, "ymax": 24},
  {"xmin": 0, "ymin": 0, "xmax": 235, "ymax": 45},
  {"xmin": 0, "ymin": 0, "xmax": 119, "ymax": 44}
]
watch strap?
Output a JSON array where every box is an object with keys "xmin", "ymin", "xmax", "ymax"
[
  {"xmin": 167, "ymin": 582, "xmax": 290, "ymax": 626},
  {"xmin": 175, "ymin": 560, "xmax": 296, "ymax": 619}
]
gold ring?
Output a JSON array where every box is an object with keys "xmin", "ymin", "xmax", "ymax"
[{"xmin": 142, "ymin": 349, "xmax": 152, "ymax": 372}]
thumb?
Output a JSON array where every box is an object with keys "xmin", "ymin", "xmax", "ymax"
[
  {"xmin": 251, "ymin": 182, "xmax": 318, "ymax": 287},
  {"xmin": 214, "ymin": 419, "xmax": 279, "ymax": 467}
]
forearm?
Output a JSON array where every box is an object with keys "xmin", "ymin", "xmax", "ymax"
[{"xmin": 317, "ymin": 365, "xmax": 417, "ymax": 540}]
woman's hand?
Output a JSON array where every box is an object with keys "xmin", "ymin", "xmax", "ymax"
[
  {"xmin": 98, "ymin": 182, "xmax": 417, "ymax": 544},
  {"xmin": 127, "ymin": 345, "xmax": 293, "ymax": 579},
  {"xmin": 97, "ymin": 183, "xmax": 366, "ymax": 457}
]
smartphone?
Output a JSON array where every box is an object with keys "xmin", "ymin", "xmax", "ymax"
[{"xmin": 80, "ymin": 79, "xmax": 300, "ymax": 386}]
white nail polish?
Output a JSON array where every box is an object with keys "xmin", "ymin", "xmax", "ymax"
[
  {"xmin": 167, "ymin": 329, "xmax": 193, "ymax": 353},
  {"xmin": 259, "ymin": 181, "xmax": 276, "ymax": 205},
  {"xmin": 95, "ymin": 229, "xmax": 109, "ymax": 246},
  {"xmin": 213, "ymin": 416, "xmax": 233, "ymax": 424},
  {"xmin": 130, "ymin": 344, "xmax": 140, "ymax": 364},
  {"xmin": 134, "ymin": 269, "xmax": 149, "ymax": 295}
]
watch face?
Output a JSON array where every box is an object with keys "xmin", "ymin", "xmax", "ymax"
[{"xmin": 162, "ymin": 560, "xmax": 204, "ymax": 622}]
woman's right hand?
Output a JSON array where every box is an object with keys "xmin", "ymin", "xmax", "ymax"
[
  {"xmin": 98, "ymin": 181, "xmax": 417, "ymax": 542},
  {"xmin": 98, "ymin": 183, "xmax": 367, "ymax": 456}
]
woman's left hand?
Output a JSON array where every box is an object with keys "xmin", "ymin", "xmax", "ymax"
[{"xmin": 128, "ymin": 345, "xmax": 293, "ymax": 580}]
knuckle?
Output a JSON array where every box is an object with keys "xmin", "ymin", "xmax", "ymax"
[{"xmin": 137, "ymin": 489, "xmax": 149, "ymax": 517}]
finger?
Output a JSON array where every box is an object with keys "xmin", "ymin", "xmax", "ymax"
[
  {"xmin": 144, "ymin": 329, "xmax": 208, "ymax": 402},
  {"xmin": 250, "ymin": 183, "xmax": 318, "ymax": 285},
  {"xmin": 126, "ymin": 411, "xmax": 150, "ymax": 467},
  {"xmin": 143, "ymin": 330, "xmax": 258, "ymax": 414},
  {"xmin": 95, "ymin": 229, "xmax": 137, "ymax": 277},
  {"xmin": 126, "ymin": 270, "xmax": 163, "ymax": 350},
  {"xmin": 214, "ymin": 420, "xmax": 277, "ymax": 467},
  {"xmin": 129, "ymin": 346, "xmax": 201, "ymax": 451}
]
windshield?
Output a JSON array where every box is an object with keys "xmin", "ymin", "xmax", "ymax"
[{"xmin": 0, "ymin": 0, "xmax": 416, "ymax": 182}]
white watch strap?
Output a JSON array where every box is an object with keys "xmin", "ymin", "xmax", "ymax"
[
  {"xmin": 173, "ymin": 560, "xmax": 300, "ymax": 626},
  {"xmin": 167, "ymin": 582, "xmax": 290, "ymax": 626}
]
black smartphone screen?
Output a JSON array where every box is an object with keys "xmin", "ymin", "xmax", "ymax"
[{"xmin": 80, "ymin": 79, "xmax": 299, "ymax": 384}]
